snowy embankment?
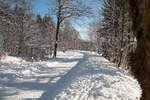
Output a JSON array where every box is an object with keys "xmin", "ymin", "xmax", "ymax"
[{"xmin": 0, "ymin": 51, "xmax": 141, "ymax": 100}]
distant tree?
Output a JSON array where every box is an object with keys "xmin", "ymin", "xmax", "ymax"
[
  {"xmin": 50, "ymin": 0, "xmax": 91, "ymax": 58},
  {"xmin": 14, "ymin": 0, "xmax": 31, "ymax": 56},
  {"xmin": 25, "ymin": 15, "xmax": 55, "ymax": 58},
  {"xmin": 0, "ymin": 0, "xmax": 21, "ymax": 56},
  {"xmin": 58, "ymin": 22, "xmax": 80, "ymax": 51},
  {"xmin": 0, "ymin": 0, "xmax": 56, "ymax": 59},
  {"xmin": 88, "ymin": 20, "xmax": 102, "ymax": 53}
]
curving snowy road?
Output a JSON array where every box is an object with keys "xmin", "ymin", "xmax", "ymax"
[
  {"xmin": 0, "ymin": 51, "xmax": 141, "ymax": 100},
  {"xmin": 51, "ymin": 51, "xmax": 141, "ymax": 100}
]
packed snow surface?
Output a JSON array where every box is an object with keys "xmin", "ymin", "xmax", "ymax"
[{"xmin": 0, "ymin": 51, "xmax": 141, "ymax": 100}]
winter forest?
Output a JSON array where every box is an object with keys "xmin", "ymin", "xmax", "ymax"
[{"xmin": 0, "ymin": 0, "xmax": 149, "ymax": 100}]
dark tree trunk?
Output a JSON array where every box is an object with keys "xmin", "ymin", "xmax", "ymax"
[
  {"xmin": 128, "ymin": 0, "xmax": 150, "ymax": 99},
  {"xmin": 118, "ymin": 3, "xmax": 125, "ymax": 67},
  {"xmin": 18, "ymin": 34, "xmax": 25, "ymax": 56},
  {"xmin": 18, "ymin": 16, "xmax": 25, "ymax": 56},
  {"xmin": 53, "ymin": 17, "xmax": 61, "ymax": 58},
  {"xmin": 53, "ymin": 4, "xmax": 62, "ymax": 58}
]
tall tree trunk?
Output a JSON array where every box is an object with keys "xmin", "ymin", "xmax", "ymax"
[
  {"xmin": 18, "ymin": 16, "xmax": 25, "ymax": 56},
  {"xmin": 53, "ymin": 4, "xmax": 62, "ymax": 58},
  {"xmin": 53, "ymin": 17, "xmax": 60, "ymax": 58},
  {"xmin": 118, "ymin": 3, "xmax": 125, "ymax": 67},
  {"xmin": 128, "ymin": 0, "xmax": 150, "ymax": 99}
]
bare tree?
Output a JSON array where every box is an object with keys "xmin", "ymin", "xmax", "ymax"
[
  {"xmin": 14, "ymin": 0, "xmax": 31, "ymax": 56},
  {"xmin": 92, "ymin": 0, "xmax": 135, "ymax": 66},
  {"xmin": 58, "ymin": 21, "xmax": 80, "ymax": 51},
  {"xmin": 0, "ymin": 0, "xmax": 21, "ymax": 56},
  {"xmin": 51, "ymin": 0, "xmax": 91, "ymax": 58}
]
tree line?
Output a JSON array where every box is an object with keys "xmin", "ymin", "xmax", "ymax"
[
  {"xmin": 88, "ymin": 0, "xmax": 150, "ymax": 99},
  {"xmin": 88, "ymin": 0, "xmax": 136, "ymax": 68},
  {"xmin": 0, "ymin": 0, "xmax": 92, "ymax": 60}
]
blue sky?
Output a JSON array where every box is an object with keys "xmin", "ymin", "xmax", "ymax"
[
  {"xmin": 31, "ymin": 0, "xmax": 103, "ymax": 40},
  {"xmin": 31, "ymin": 0, "xmax": 50, "ymax": 15}
]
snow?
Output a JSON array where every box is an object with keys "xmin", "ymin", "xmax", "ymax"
[{"xmin": 0, "ymin": 51, "xmax": 141, "ymax": 100}]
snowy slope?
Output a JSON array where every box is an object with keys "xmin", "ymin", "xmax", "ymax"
[{"xmin": 0, "ymin": 51, "xmax": 141, "ymax": 100}]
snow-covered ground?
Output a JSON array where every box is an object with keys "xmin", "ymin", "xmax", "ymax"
[{"xmin": 0, "ymin": 51, "xmax": 141, "ymax": 100}]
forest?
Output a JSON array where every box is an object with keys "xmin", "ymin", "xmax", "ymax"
[
  {"xmin": 0, "ymin": 0, "xmax": 149, "ymax": 100},
  {"xmin": 0, "ymin": 0, "xmax": 137, "ymax": 68}
]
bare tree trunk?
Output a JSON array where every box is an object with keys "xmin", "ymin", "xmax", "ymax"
[
  {"xmin": 53, "ymin": 16, "xmax": 61, "ymax": 58},
  {"xmin": 18, "ymin": 16, "xmax": 25, "ymax": 56},
  {"xmin": 118, "ymin": 3, "xmax": 125, "ymax": 67},
  {"xmin": 53, "ymin": 3, "xmax": 62, "ymax": 58},
  {"xmin": 128, "ymin": 0, "xmax": 150, "ymax": 99}
]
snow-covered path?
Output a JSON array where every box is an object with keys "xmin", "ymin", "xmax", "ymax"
[
  {"xmin": 0, "ymin": 51, "xmax": 141, "ymax": 100},
  {"xmin": 50, "ymin": 51, "xmax": 141, "ymax": 100}
]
